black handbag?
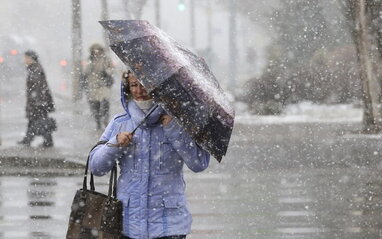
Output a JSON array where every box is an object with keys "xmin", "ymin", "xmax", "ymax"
[
  {"xmin": 30, "ymin": 116, "xmax": 57, "ymax": 136},
  {"xmin": 66, "ymin": 141, "xmax": 123, "ymax": 239},
  {"xmin": 38, "ymin": 117, "xmax": 57, "ymax": 134}
]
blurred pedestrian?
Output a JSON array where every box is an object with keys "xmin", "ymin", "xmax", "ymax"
[
  {"xmin": 89, "ymin": 71, "xmax": 210, "ymax": 239},
  {"xmin": 17, "ymin": 50, "xmax": 56, "ymax": 147},
  {"xmin": 83, "ymin": 43, "xmax": 114, "ymax": 130}
]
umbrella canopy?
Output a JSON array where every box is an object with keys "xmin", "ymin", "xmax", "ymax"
[{"xmin": 100, "ymin": 20, "xmax": 235, "ymax": 162}]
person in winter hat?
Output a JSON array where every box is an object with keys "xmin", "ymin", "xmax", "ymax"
[
  {"xmin": 89, "ymin": 71, "xmax": 210, "ymax": 239},
  {"xmin": 83, "ymin": 43, "xmax": 114, "ymax": 130}
]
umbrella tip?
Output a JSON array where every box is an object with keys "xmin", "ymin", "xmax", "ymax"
[{"xmin": 99, "ymin": 20, "xmax": 109, "ymax": 28}]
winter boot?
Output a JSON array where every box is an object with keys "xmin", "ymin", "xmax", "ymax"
[
  {"xmin": 41, "ymin": 134, "xmax": 54, "ymax": 148},
  {"xmin": 17, "ymin": 138, "xmax": 31, "ymax": 147}
]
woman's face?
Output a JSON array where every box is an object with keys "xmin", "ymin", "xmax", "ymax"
[{"xmin": 128, "ymin": 75, "xmax": 152, "ymax": 101}]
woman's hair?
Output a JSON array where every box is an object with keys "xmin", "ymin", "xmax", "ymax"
[
  {"xmin": 122, "ymin": 70, "xmax": 153, "ymax": 99},
  {"xmin": 122, "ymin": 70, "xmax": 132, "ymax": 97}
]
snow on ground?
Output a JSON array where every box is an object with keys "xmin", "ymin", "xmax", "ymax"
[{"xmin": 235, "ymin": 101, "xmax": 363, "ymax": 125}]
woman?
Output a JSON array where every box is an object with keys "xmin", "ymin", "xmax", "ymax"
[
  {"xmin": 89, "ymin": 71, "xmax": 210, "ymax": 239},
  {"xmin": 83, "ymin": 43, "xmax": 114, "ymax": 130}
]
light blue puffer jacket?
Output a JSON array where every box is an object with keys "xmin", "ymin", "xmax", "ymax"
[{"xmin": 89, "ymin": 84, "xmax": 210, "ymax": 239}]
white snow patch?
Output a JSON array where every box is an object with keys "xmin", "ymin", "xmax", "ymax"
[{"xmin": 235, "ymin": 102, "xmax": 363, "ymax": 125}]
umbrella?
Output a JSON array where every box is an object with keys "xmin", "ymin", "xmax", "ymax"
[{"xmin": 100, "ymin": 20, "xmax": 235, "ymax": 162}]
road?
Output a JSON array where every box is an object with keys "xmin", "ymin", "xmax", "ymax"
[{"xmin": 2, "ymin": 119, "xmax": 382, "ymax": 238}]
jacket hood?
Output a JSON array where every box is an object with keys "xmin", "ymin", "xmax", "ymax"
[{"xmin": 120, "ymin": 80, "xmax": 129, "ymax": 114}]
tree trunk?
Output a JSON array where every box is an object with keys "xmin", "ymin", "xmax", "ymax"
[{"xmin": 356, "ymin": 0, "xmax": 382, "ymax": 133}]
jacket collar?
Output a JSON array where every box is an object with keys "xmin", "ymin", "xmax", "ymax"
[{"xmin": 127, "ymin": 100, "xmax": 164, "ymax": 130}]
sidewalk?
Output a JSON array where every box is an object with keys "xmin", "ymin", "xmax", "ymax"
[{"xmin": 0, "ymin": 81, "xmax": 123, "ymax": 176}]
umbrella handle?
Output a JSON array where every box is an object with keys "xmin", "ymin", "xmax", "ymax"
[
  {"xmin": 107, "ymin": 104, "xmax": 159, "ymax": 147},
  {"xmin": 131, "ymin": 104, "xmax": 159, "ymax": 134}
]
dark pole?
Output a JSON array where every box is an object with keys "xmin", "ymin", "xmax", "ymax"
[
  {"xmin": 207, "ymin": 1, "xmax": 212, "ymax": 66},
  {"xmin": 123, "ymin": 0, "xmax": 131, "ymax": 19},
  {"xmin": 101, "ymin": 0, "xmax": 110, "ymax": 53},
  {"xmin": 229, "ymin": 0, "xmax": 237, "ymax": 90},
  {"xmin": 71, "ymin": 0, "xmax": 83, "ymax": 103},
  {"xmin": 207, "ymin": 1, "xmax": 212, "ymax": 50},
  {"xmin": 101, "ymin": 0, "xmax": 109, "ymax": 22},
  {"xmin": 101, "ymin": 0, "xmax": 109, "ymax": 39},
  {"xmin": 155, "ymin": 0, "xmax": 161, "ymax": 28},
  {"xmin": 190, "ymin": 0, "xmax": 195, "ymax": 48}
]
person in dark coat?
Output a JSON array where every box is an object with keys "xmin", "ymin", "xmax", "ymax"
[{"xmin": 17, "ymin": 50, "xmax": 56, "ymax": 147}]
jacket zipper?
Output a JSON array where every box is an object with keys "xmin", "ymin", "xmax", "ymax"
[
  {"xmin": 133, "ymin": 143, "xmax": 137, "ymax": 170},
  {"xmin": 146, "ymin": 129, "xmax": 152, "ymax": 237},
  {"xmin": 159, "ymin": 142, "xmax": 170, "ymax": 171}
]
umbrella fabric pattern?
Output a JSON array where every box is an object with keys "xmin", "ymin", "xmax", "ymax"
[{"xmin": 100, "ymin": 20, "xmax": 234, "ymax": 162}]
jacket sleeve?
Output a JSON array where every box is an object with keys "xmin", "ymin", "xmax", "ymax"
[
  {"xmin": 163, "ymin": 119, "xmax": 210, "ymax": 172},
  {"xmin": 89, "ymin": 119, "xmax": 127, "ymax": 176}
]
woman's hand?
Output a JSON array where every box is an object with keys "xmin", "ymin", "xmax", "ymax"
[
  {"xmin": 160, "ymin": 115, "xmax": 172, "ymax": 126},
  {"xmin": 116, "ymin": 132, "xmax": 133, "ymax": 147}
]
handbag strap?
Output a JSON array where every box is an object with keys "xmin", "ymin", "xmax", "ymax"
[
  {"xmin": 83, "ymin": 140, "xmax": 118, "ymax": 199},
  {"xmin": 108, "ymin": 164, "xmax": 118, "ymax": 198}
]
